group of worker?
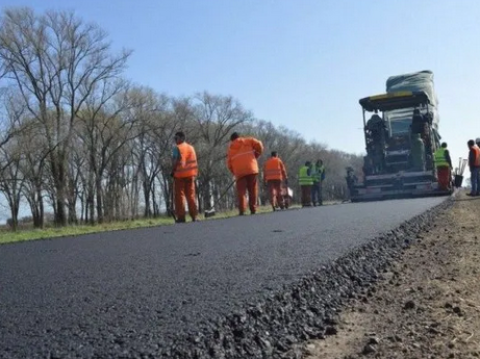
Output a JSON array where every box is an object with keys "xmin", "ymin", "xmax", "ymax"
[
  {"xmin": 433, "ymin": 138, "xmax": 480, "ymax": 196},
  {"xmin": 298, "ymin": 160, "xmax": 326, "ymax": 207},
  {"xmin": 170, "ymin": 131, "xmax": 326, "ymax": 223}
]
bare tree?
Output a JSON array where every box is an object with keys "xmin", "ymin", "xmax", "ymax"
[
  {"xmin": 0, "ymin": 7, "xmax": 132, "ymax": 226},
  {"xmin": 75, "ymin": 79, "xmax": 130, "ymax": 223},
  {"xmin": 0, "ymin": 142, "xmax": 24, "ymax": 230},
  {"xmin": 125, "ymin": 87, "xmax": 168, "ymax": 218},
  {"xmin": 0, "ymin": 87, "xmax": 24, "ymax": 166}
]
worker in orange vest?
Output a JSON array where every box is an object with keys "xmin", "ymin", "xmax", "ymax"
[
  {"xmin": 263, "ymin": 151, "xmax": 287, "ymax": 211},
  {"xmin": 171, "ymin": 131, "xmax": 198, "ymax": 223},
  {"xmin": 227, "ymin": 132, "xmax": 264, "ymax": 215}
]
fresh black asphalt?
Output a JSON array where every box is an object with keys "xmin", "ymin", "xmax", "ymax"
[{"xmin": 0, "ymin": 197, "xmax": 445, "ymax": 358}]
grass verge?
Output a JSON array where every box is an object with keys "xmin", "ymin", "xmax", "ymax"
[{"xmin": 0, "ymin": 202, "xmax": 342, "ymax": 245}]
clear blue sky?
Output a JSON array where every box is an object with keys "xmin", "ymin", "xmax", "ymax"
[
  {"xmin": 2, "ymin": 0, "xmax": 478, "ymax": 158},
  {"xmin": 0, "ymin": 0, "xmax": 479, "ymax": 220}
]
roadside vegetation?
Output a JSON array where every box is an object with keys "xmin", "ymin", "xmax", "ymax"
[
  {"xmin": 0, "ymin": 204, "xmax": 312, "ymax": 245},
  {"xmin": 0, "ymin": 6, "xmax": 362, "ymax": 236}
]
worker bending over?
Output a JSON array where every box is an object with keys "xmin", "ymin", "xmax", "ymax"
[
  {"xmin": 468, "ymin": 139, "xmax": 480, "ymax": 196},
  {"xmin": 263, "ymin": 151, "xmax": 287, "ymax": 211},
  {"xmin": 227, "ymin": 132, "xmax": 264, "ymax": 215},
  {"xmin": 433, "ymin": 142, "xmax": 452, "ymax": 191},
  {"xmin": 171, "ymin": 131, "xmax": 198, "ymax": 223},
  {"xmin": 298, "ymin": 161, "xmax": 313, "ymax": 207},
  {"xmin": 311, "ymin": 159, "xmax": 325, "ymax": 206}
]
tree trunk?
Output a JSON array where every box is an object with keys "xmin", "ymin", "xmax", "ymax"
[
  {"xmin": 143, "ymin": 179, "xmax": 152, "ymax": 218},
  {"xmin": 56, "ymin": 163, "xmax": 68, "ymax": 226},
  {"xmin": 96, "ymin": 176, "xmax": 104, "ymax": 223},
  {"xmin": 8, "ymin": 200, "xmax": 19, "ymax": 231},
  {"xmin": 80, "ymin": 192, "xmax": 85, "ymax": 223},
  {"xmin": 161, "ymin": 175, "xmax": 171, "ymax": 215},
  {"xmin": 50, "ymin": 156, "xmax": 68, "ymax": 226},
  {"xmin": 34, "ymin": 183, "xmax": 44, "ymax": 228},
  {"xmin": 199, "ymin": 177, "xmax": 212, "ymax": 213},
  {"xmin": 151, "ymin": 180, "xmax": 160, "ymax": 217},
  {"xmin": 68, "ymin": 201, "xmax": 78, "ymax": 224},
  {"xmin": 87, "ymin": 181, "xmax": 95, "ymax": 224},
  {"xmin": 67, "ymin": 177, "xmax": 78, "ymax": 224},
  {"xmin": 131, "ymin": 175, "xmax": 139, "ymax": 219}
]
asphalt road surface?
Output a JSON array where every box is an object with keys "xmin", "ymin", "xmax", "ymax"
[{"xmin": 0, "ymin": 197, "xmax": 445, "ymax": 358}]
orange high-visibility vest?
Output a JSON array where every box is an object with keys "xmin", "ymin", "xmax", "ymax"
[
  {"xmin": 227, "ymin": 137, "xmax": 264, "ymax": 178},
  {"xmin": 472, "ymin": 145, "xmax": 480, "ymax": 167},
  {"xmin": 174, "ymin": 142, "xmax": 198, "ymax": 178},
  {"xmin": 263, "ymin": 157, "xmax": 286, "ymax": 181}
]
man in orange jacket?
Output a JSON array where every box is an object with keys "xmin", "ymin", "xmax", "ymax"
[
  {"xmin": 227, "ymin": 132, "xmax": 264, "ymax": 215},
  {"xmin": 171, "ymin": 131, "xmax": 198, "ymax": 223},
  {"xmin": 263, "ymin": 151, "xmax": 287, "ymax": 211}
]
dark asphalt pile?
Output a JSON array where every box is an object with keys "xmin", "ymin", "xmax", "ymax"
[{"xmin": 0, "ymin": 197, "xmax": 449, "ymax": 359}]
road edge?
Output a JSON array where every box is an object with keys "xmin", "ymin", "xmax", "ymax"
[{"xmin": 158, "ymin": 197, "xmax": 454, "ymax": 358}]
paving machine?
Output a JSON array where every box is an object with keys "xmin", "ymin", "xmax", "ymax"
[{"xmin": 348, "ymin": 90, "xmax": 452, "ymax": 202}]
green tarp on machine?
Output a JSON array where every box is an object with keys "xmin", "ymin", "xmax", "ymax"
[{"xmin": 384, "ymin": 70, "xmax": 440, "ymax": 142}]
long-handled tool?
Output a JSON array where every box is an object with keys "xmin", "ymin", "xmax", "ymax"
[
  {"xmin": 460, "ymin": 159, "xmax": 468, "ymax": 175},
  {"xmin": 453, "ymin": 158, "xmax": 468, "ymax": 188},
  {"xmin": 204, "ymin": 180, "xmax": 236, "ymax": 218}
]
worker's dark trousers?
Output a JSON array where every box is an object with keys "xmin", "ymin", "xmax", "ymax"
[
  {"xmin": 470, "ymin": 167, "xmax": 480, "ymax": 195},
  {"xmin": 311, "ymin": 182, "xmax": 323, "ymax": 206},
  {"xmin": 301, "ymin": 185, "xmax": 312, "ymax": 207}
]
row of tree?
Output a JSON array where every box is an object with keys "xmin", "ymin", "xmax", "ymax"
[{"xmin": 0, "ymin": 7, "xmax": 363, "ymax": 230}]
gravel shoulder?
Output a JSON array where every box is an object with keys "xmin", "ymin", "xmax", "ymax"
[{"xmin": 305, "ymin": 193, "xmax": 480, "ymax": 359}]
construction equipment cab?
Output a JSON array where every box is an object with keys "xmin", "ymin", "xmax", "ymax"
[{"xmin": 350, "ymin": 90, "xmax": 450, "ymax": 202}]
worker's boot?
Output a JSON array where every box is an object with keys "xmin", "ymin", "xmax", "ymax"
[{"xmin": 176, "ymin": 217, "xmax": 186, "ymax": 223}]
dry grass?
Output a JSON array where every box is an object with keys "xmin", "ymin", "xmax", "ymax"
[{"xmin": 1, "ymin": 202, "xmax": 338, "ymax": 245}]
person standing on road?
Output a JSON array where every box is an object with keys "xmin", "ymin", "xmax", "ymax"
[
  {"xmin": 298, "ymin": 161, "xmax": 314, "ymax": 207},
  {"xmin": 433, "ymin": 142, "xmax": 453, "ymax": 191},
  {"xmin": 345, "ymin": 166, "xmax": 358, "ymax": 200},
  {"xmin": 227, "ymin": 132, "xmax": 264, "ymax": 215},
  {"xmin": 263, "ymin": 151, "xmax": 287, "ymax": 211},
  {"xmin": 311, "ymin": 159, "xmax": 325, "ymax": 206},
  {"xmin": 467, "ymin": 139, "xmax": 480, "ymax": 196},
  {"xmin": 171, "ymin": 131, "xmax": 198, "ymax": 223}
]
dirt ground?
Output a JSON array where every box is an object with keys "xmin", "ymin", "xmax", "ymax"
[{"xmin": 305, "ymin": 194, "xmax": 480, "ymax": 359}]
